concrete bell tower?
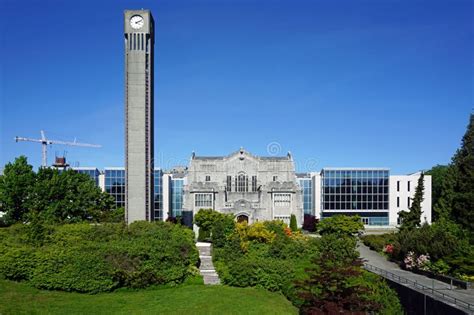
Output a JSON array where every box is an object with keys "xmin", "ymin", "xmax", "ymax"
[{"xmin": 124, "ymin": 10, "xmax": 155, "ymax": 223}]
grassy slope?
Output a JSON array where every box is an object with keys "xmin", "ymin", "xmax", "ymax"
[{"xmin": 0, "ymin": 280, "xmax": 297, "ymax": 315}]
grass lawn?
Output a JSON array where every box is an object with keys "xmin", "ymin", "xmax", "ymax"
[{"xmin": 0, "ymin": 280, "xmax": 297, "ymax": 314}]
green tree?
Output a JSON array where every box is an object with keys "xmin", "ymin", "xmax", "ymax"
[
  {"xmin": 318, "ymin": 215, "xmax": 363, "ymax": 237},
  {"xmin": 398, "ymin": 172, "xmax": 425, "ymax": 230},
  {"xmin": 432, "ymin": 166, "xmax": 456, "ymax": 222},
  {"xmin": 194, "ymin": 209, "xmax": 221, "ymax": 232},
  {"xmin": 29, "ymin": 168, "xmax": 115, "ymax": 223},
  {"xmin": 451, "ymin": 114, "xmax": 474, "ymax": 235},
  {"xmin": 426, "ymin": 164, "xmax": 451, "ymax": 221},
  {"xmin": 289, "ymin": 214, "xmax": 298, "ymax": 232},
  {"xmin": 0, "ymin": 156, "xmax": 35, "ymax": 225},
  {"xmin": 295, "ymin": 234, "xmax": 391, "ymax": 314}
]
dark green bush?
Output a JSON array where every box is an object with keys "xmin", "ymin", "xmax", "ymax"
[
  {"xmin": 211, "ymin": 214, "xmax": 235, "ymax": 248},
  {"xmin": 396, "ymin": 223, "xmax": 459, "ymax": 261},
  {"xmin": 0, "ymin": 221, "xmax": 199, "ymax": 293},
  {"xmin": 290, "ymin": 214, "xmax": 298, "ymax": 232},
  {"xmin": 197, "ymin": 228, "xmax": 211, "ymax": 242},
  {"xmin": 220, "ymin": 255, "xmax": 294, "ymax": 292},
  {"xmin": 0, "ymin": 245, "xmax": 37, "ymax": 281},
  {"xmin": 318, "ymin": 215, "xmax": 363, "ymax": 236},
  {"xmin": 30, "ymin": 245, "xmax": 117, "ymax": 293}
]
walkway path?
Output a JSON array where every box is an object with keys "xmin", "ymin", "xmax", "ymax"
[
  {"xmin": 196, "ymin": 242, "xmax": 220, "ymax": 285},
  {"xmin": 358, "ymin": 242, "xmax": 474, "ymax": 313}
]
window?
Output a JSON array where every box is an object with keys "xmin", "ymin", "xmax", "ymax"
[
  {"xmin": 273, "ymin": 215, "xmax": 290, "ymax": 224},
  {"xmin": 273, "ymin": 176, "xmax": 278, "ymax": 182},
  {"xmin": 205, "ymin": 175, "xmax": 210, "ymax": 182},
  {"xmin": 397, "ymin": 181, "xmax": 400, "ymax": 192},
  {"xmin": 397, "ymin": 197, "xmax": 400, "ymax": 207},
  {"xmin": 274, "ymin": 193, "xmax": 291, "ymax": 207},
  {"xmin": 226, "ymin": 176, "xmax": 232, "ymax": 191},
  {"xmin": 407, "ymin": 197, "xmax": 411, "ymax": 208},
  {"xmin": 195, "ymin": 193, "xmax": 213, "ymax": 208},
  {"xmin": 251, "ymin": 176, "xmax": 257, "ymax": 192},
  {"xmin": 361, "ymin": 217, "xmax": 369, "ymax": 225},
  {"xmin": 236, "ymin": 173, "xmax": 248, "ymax": 192},
  {"xmin": 408, "ymin": 181, "xmax": 411, "ymax": 192},
  {"xmin": 321, "ymin": 168, "xmax": 390, "ymax": 212}
]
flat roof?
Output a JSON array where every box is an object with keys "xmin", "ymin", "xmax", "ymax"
[{"xmin": 322, "ymin": 167, "xmax": 390, "ymax": 171}]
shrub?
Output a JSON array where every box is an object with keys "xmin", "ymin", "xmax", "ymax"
[
  {"xmin": 220, "ymin": 255, "xmax": 294, "ymax": 292},
  {"xmin": 290, "ymin": 214, "xmax": 298, "ymax": 232},
  {"xmin": 0, "ymin": 245, "xmax": 37, "ymax": 281},
  {"xmin": 0, "ymin": 222, "xmax": 199, "ymax": 293},
  {"xmin": 318, "ymin": 215, "xmax": 363, "ymax": 237},
  {"xmin": 396, "ymin": 223, "xmax": 459, "ymax": 261},
  {"xmin": 302, "ymin": 214, "xmax": 318, "ymax": 232},
  {"xmin": 427, "ymin": 259, "xmax": 450, "ymax": 275},
  {"xmin": 361, "ymin": 233, "xmax": 397, "ymax": 253},
  {"xmin": 197, "ymin": 228, "xmax": 211, "ymax": 242},
  {"xmin": 211, "ymin": 214, "xmax": 235, "ymax": 248},
  {"xmin": 210, "ymin": 219, "xmax": 402, "ymax": 313},
  {"xmin": 30, "ymin": 245, "xmax": 117, "ymax": 293}
]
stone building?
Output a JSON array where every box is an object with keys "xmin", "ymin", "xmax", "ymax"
[{"xmin": 182, "ymin": 148, "xmax": 303, "ymax": 225}]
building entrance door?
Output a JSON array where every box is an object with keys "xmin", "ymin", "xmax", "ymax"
[{"xmin": 237, "ymin": 214, "xmax": 249, "ymax": 223}]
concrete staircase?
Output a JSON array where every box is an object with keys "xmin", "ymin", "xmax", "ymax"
[{"xmin": 196, "ymin": 242, "xmax": 220, "ymax": 285}]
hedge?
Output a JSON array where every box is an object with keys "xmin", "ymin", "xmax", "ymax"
[{"xmin": 0, "ymin": 222, "xmax": 199, "ymax": 293}]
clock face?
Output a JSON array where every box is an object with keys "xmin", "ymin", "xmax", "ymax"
[{"xmin": 130, "ymin": 15, "xmax": 144, "ymax": 30}]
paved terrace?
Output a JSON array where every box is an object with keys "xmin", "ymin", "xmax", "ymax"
[{"xmin": 358, "ymin": 243, "xmax": 474, "ymax": 314}]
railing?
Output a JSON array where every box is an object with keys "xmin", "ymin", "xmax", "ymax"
[{"xmin": 364, "ymin": 263, "xmax": 474, "ymax": 312}]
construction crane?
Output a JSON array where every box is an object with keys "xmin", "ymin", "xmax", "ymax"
[{"xmin": 15, "ymin": 130, "xmax": 101, "ymax": 167}]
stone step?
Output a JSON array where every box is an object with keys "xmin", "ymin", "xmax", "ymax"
[
  {"xmin": 196, "ymin": 242, "xmax": 220, "ymax": 285},
  {"xmin": 203, "ymin": 276, "xmax": 220, "ymax": 285},
  {"xmin": 198, "ymin": 248, "xmax": 211, "ymax": 256},
  {"xmin": 199, "ymin": 257, "xmax": 214, "ymax": 270}
]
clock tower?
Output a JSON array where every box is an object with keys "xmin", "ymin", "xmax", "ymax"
[{"xmin": 124, "ymin": 10, "xmax": 155, "ymax": 223}]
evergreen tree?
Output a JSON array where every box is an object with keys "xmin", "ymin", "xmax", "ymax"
[
  {"xmin": 451, "ymin": 113, "xmax": 474, "ymax": 234},
  {"xmin": 289, "ymin": 214, "xmax": 298, "ymax": 232},
  {"xmin": 432, "ymin": 165, "xmax": 456, "ymax": 222},
  {"xmin": 398, "ymin": 172, "xmax": 425, "ymax": 230},
  {"xmin": 426, "ymin": 164, "xmax": 450, "ymax": 221}
]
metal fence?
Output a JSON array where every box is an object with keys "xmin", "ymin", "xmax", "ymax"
[{"xmin": 364, "ymin": 263, "xmax": 474, "ymax": 313}]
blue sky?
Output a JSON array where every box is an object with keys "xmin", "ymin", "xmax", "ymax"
[{"xmin": 0, "ymin": 0, "xmax": 472, "ymax": 174}]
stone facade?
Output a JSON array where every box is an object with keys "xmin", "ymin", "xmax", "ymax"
[{"xmin": 183, "ymin": 148, "xmax": 303, "ymax": 225}]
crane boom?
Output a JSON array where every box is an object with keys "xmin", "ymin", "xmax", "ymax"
[{"xmin": 14, "ymin": 130, "xmax": 101, "ymax": 167}]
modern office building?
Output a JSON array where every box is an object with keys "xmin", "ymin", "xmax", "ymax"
[
  {"xmin": 102, "ymin": 168, "xmax": 164, "ymax": 219},
  {"xmin": 124, "ymin": 10, "xmax": 155, "ymax": 223},
  {"xmin": 320, "ymin": 168, "xmax": 391, "ymax": 225},
  {"xmin": 297, "ymin": 173, "xmax": 314, "ymax": 215},
  {"xmin": 294, "ymin": 169, "xmax": 431, "ymax": 227},
  {"xmin": 104, "ymin": 168, "xmax": 126, "ymax": 209},
  {"xmin": 154, "ymin": 169, "xmax": 163, "ymax": 220},
  {"xmin": 161, "ymin": 170, "xmax": 186, "ymax": 221}
]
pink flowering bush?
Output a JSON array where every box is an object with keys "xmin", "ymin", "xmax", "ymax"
[
  {"xmin": 417, "ymin": 254, "xmax": 430, "ymax": 271},
  {"xmin": 403, "ymin": 251, "xmax": 430, "ymax": 271},
  {"xmin": 404, "ymin": 251, "xmax": 416, "ymax": 270}
]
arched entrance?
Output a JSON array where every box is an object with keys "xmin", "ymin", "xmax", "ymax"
[{"xmin": 236, "ymin": 214, "xmax": 249, "ymax": 223}]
